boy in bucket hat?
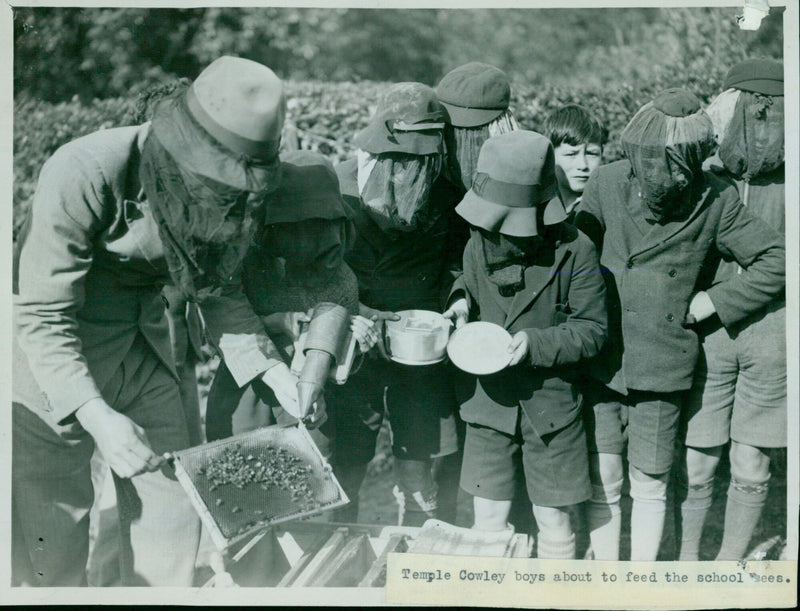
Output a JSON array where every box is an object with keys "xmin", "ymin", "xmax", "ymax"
[
  {"xmin": 12, "ymin": 56, "xmax": 294, "ymax": 586},
  {"xmin": 677, "ymin": 59, "xmax": 786, "ymax": 561},
  {"xmin": 574, "ymin": 88, "xmax": 785, "ymax": 561},
  {"xmin": 443, "ymin": 130, "xmax": 607, "ymax": 559},
  {"xmin": 330, "ymin": 82, "xmax": 464, "ymax": 525}
]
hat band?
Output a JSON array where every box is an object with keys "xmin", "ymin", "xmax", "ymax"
[
  {"xmin": 390, "ymin": 120, "xmax": 446, "ymax": 132},
  {"xmin": 472, "ymin": 172, "xmax": 555, "ymax": 208},
  {"xmin": 186, "ymin": 86, "xmax": 280, "ymax": 161},
  {"xmin": 441, "ymin": 101, "xmax": 509, "ymax": 111}
]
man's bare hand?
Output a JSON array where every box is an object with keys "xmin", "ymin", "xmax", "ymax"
[
  {"xmin": 350, "ymin": 315, "xmax": 380, "ymax": 353},
  {"xmin": 686, "ymin": 291, "xmax": 716, "ymax": 325},
  {"xmin": 507, "ymin": 332, "xmax": 531, "ymax": 367},
  {"xmin": 76, "ymin": 398, "xmax": 163, "ymax": 478}
]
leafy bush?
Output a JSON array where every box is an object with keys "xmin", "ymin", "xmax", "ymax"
[
  {"xmin": 10, "ymin": 68, "xmax": 743, "ymax": 242},
  {"xmin": 13, "ymin": 95, "xmax": 137, "ymax": 238}
]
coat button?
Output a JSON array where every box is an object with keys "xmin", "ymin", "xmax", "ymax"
[
  {"xmin": 668, "ymin": 269, "xmax": 677, "ymax": 278},
  {"xmin": 626, "ymin": 259, "xmax": 634, "ymax": 269},
  {"xmin": 417, "ymin": 273, "xmax": 427, "ymax": 282},
  {"xmin": 665, "ymin": 313, "xmax": 675, "ymax": 322}
]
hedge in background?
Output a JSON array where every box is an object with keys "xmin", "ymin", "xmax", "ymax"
[{"xmin": 13, "ymin": 62, "xmax": 731, "ymax": 242}]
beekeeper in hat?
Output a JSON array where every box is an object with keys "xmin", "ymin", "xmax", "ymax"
[
  {"xmin": 574, "ymin": 88, "xmax": 785, "ymax": 561},
  {"xmin": 12, "ymin": 56, "xmax": 295, "ymax": 586}
]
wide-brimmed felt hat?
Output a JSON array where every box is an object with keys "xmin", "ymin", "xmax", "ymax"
[
  {"xmin": 265, "ymin": 150, "xmax": 351, "ymax": 225},
  {"xmin": 353, "ymin": 82, "xmax": 446, "ymax": 156},
  {"xmin": 151, "ymin": 55, "xmax": 286, "ymax": 191},
  {"xmin": 456, "ymin": 130, "xmax": 567, "ymax": 237},
  {"xmin": 724, "ymin": 58, "xmax": 783, "ymax": 96},
  {"xmin": 436, "ymin": 62, "xmax": 511, "ymax": 128}
]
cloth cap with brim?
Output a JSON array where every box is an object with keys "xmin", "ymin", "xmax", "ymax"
[
  {"xmin": 436, "ymin": 62, "xmax": 511, "ymax": 127},
  {"xmin": 265, "ymin": 150, "xmax": 351, "ymax": 225},
  {"xmin": 724, "ymin": 58, "xmax": 783, "ymax": 96},
  {"xmin": 353, "ymin": 82, "xmax": 445, "ymax": 155},
  {"xmin": 152, "ymin": 55, "xmax": 286, "ymax": 191},
  {"xmin": 455, "ymin": 130, "xmax": 567, "ymax": 237}
]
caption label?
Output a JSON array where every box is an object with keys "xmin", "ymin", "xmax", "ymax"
[{"xmin": 386, "ymin": 554, "xmax": 797, "ymax": 608}]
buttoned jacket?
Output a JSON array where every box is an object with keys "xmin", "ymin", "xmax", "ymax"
[
  {"xmin": 450, "ymin": 224, "xmax": 607, "ymax": 437},
  {"xmin": 574, "ymin": 159, "xmax": 785, "ymax": 394}
]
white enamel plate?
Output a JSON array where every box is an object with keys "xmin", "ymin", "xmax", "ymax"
[{"xmin": 446, "ymin": 321, "xmax": 513, "ymax": 375}]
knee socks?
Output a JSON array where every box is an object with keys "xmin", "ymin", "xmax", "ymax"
[
  {"xmin": 587, "ymin": 479, "xmax": 623, "ymax": 560},
  {"xmin": 393, "ymin": 459, "xmax": 438, "ymax": 527},
  {"xmin": 629, "ymin": 471, "xmax": 668, "ymax": 561},
  {"xmin": 716, "ymin": 476, "xmax": 770, "ymax": 561},
  {"xmin": 537, "ymin": 533, "xmax": 576, "ymax": 560},
  {"xmin": 675, "ymin": 476, "xmax": 715, "ymax": 561}
]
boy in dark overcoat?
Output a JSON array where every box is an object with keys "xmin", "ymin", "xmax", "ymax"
[
  {"xmin": 574, "ymin": 88, "xmax": 785, "ymax": 561},
  {"xmin": 331, "ymin": 82, "xmax": 464, "ymax": 525},
  {"xmin": 445, "ymin": 130, "xmax": 607, "ymax": 559}
]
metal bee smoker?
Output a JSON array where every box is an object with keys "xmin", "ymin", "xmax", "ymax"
[{"xmin": 290, "ymin": 302, "xmax": 359, "ymax": 420}]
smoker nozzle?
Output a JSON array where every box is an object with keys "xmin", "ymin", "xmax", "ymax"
[{"xmin": 297, "ymin": 349, "xmax": 332, "ymax": 418}]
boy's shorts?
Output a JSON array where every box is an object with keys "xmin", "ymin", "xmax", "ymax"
[
  {"xmin": 460, "ymin": 408, "xmax": 590, "ymax": 508},
  {"xmin": 683, "ymin": 307, "xmax": 786, "ymax": 449},
  {"xmin": 583, "ymin": 380, "xmax": 683, "ymax": 475}
]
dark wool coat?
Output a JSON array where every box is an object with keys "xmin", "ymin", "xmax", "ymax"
[
  {"xmin": 450, "ymin": 224, "xmax": 608, "ymax": 437},
  {"xmin": 575, "ymin": 159, "xmax": 785, "ymax": 395},
  {"xmin": 335, "ymin": 158, "xmax": 463, "ymax": 312}
]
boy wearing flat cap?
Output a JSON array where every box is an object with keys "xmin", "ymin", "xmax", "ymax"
[
  {"xmin": 436, "ymin": 63, "xmax": 521, "ymax": 284},
  {"xmin": 331, "ymin": 82, "xmax": 464, "ymax": 525},
  {"xmin": 574, "ymin": 88, "xmax": 785, "ymax": 561},
  {"xmin": 436, "ymin": 62, "xmax": 520, "ymax": 193},
  {"xmin": 677, "ymin": 59, "xmax": 786, "ymax": 561},
  {"xmin": 12, "ymin": 56, "xmax": 297, "ymax": 586},
  {"xmin": 444, "ymin": 130, "xmax": 607, "ymax": 559}
]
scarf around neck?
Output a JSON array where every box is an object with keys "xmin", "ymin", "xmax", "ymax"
[{"xmin": 475, "ymin": 227, "xmax": 546, "ymax": 297}]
